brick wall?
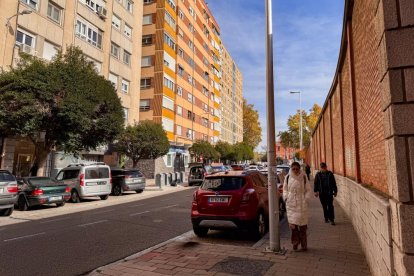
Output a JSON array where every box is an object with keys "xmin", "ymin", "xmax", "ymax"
[{"xmin": 306, "ymin": 0, "xmax": 414, "ymax": 275}]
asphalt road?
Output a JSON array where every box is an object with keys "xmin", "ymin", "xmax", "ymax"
[{"xmin": 0, "ymin": 188, "xmax": 196, "ymax": 276}]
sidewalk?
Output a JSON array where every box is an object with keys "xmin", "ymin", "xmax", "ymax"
[{"xmin": 91, "ymin": 195, "xmax": 371, "ymax": 276}]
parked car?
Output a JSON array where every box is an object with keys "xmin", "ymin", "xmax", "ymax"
[
  {"xmin": 110, "ymin": 168, "xmax": 146, "ymax": 196},
  {"xmin": 16, "ymin": 177, "xmax": 70, "ymax": 211},
  {"xmin": 55, "ymin": 162, "xmax": 111, "ymax": 203},
  {"xmin": 230, "ymin": 164, "xmax": 245, "ymax": 171},
  {"xmin": 188, "ymin": 165, "xmax": 206, "ymax": 186},
  {"xmin": 276, "ymin": 165, "xmax": 290, "ymax": 175},
  {"xmin": 0, "ymin": 170, "xmax": 18, "ymax": 216},
  {"xmin": 191, "ymin": 171, "xmax": 269, "ymax": 238},
  {"xmin": 259, "ymin": 169, "xmax": 286, "ymax": 218}
]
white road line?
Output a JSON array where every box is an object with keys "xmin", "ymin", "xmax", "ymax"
[
  {"xmin": 78, "ymin": 220, "xmax": 108, "ymax": 227},
  {"xmin": 39, "ymin": 217, "xmax": 69, "ymax": 224},
  {"xmin": 156, "ymin": 204, "xmax": 178, "ymax": 211},
  {"xmin": 130, "ymin": 204, "xmax": 145, "ymax": 208},
  {"xmin": 4, "ymin": 232, "xmax": 46, "ymax": 242},
  {"xmin": 129, "ymin": 211, "xmax": 150, "ymax": 217},
  {"xmin": 91, "ymin": 209, "xmax": 115, "ymax": 215},
  {"xmin": 160, "ymin": 198, "xmax": 170, "ymax": 202}
]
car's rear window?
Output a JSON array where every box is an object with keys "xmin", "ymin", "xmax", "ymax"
[
  {"xmin": 28, "ymin": 177, "xmax": 60, "ymax": 186},
  {"xmin": 85, "ymin": 168, "xmax": 109, "ymax": 179},
  {"xmin": 125, "ymin": 170, "xmax": 143, "ymax": 177},
  {"xmin": 201, "ymin": 177, "xmax": 245, "ymax": 191},
  {"xmin": 0, "ymin": 172, "xmax": 15, "ymax": 181}
]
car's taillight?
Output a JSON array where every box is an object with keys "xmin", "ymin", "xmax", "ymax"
[
  {"xmin": 110, "ymin": 172, "xmax": 112, "ymax": 184},
  {"xmin": 124, "ymin": 175, "xmax": 132, "ymax": 179},
  {"xmin": 241, "ymin": 189, "xmax": 255, "ymax": 203},
  {"xmin": 193, "ymin": 191, "xmax": 198, "ymax": 202},
  {"xmin": 32, "ymin": 189, "xmax": 44, "ymax": 196},
  {"xmin": 79, "ymin": 173, "xmax": 85, "ymax": 186},
  {"xmin": 203, "ymin": 172, "xmax": 207, "ymax": 177},
  {"xmin": 65, "ymin": 186, "xmax": 70, "ymax": 193},
  {"xmin": 7, "ymin": 184, "xmax": 18, "ymax": 194}
]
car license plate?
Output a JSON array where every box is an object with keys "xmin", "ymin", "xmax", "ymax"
[
  {"xmin": 0, "ymin": 188, "xmax": 3, "ymax": 194},
  {"xmin": 98, "ymin": 181, "xmax": 107, "ymax": 185},
  {"xmin": 49, "ymin": 196, "xmax": 62, "ymax": 202},
  {"xmin": 208, "ymin": 196, "xmax": 228, "ymax": 203}
]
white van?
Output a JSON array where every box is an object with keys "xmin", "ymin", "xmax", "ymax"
[{"xmin": 55, "ymin": 163, "xmax": 111, "ymax": 203}]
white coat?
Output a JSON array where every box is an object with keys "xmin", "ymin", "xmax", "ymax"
[{"xmin": 283, "ymin": 169, "xmax": 309, "ymax": 226}]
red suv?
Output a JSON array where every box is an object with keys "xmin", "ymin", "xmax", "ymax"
[{"xmin": 191, "ymin": 171, "xmax": 269, "ymax": 238}]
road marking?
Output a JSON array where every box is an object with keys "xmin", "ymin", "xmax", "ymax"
[
  {"xmin": 160, "ymin": 198, "xmax": 170, "ymax": 202},
  {"xmin": 130, "ymin": 204, "xmax": 145, "ymax": 208},
  {"xmin": 129, "ymin": 211, "xmax": 150, "ymax": 217},
  {"xmin": 91, "ymin": 209, "xmax": 115, "ymax": 215},
  {"xmin": 156, "ymin": 204, "xmax": 178, "ymax": 211},
  {"xmin": 78, "ymin": 220, "xmax": 108, "ymax": 227},
  {"xmin": 4, "ymin": 232, "xmax": 46, "ymax": 242},
  {"xmin": 39, "ymin": 217, "xmax": 69, "ymax": 224}
]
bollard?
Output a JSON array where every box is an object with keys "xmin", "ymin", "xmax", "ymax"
[
  {"xmin": 175, "ymin": 172, "xmax": 181, "ymax": 184},
  {"xmin": 167, "ymin": 173, "xmax": 173, "ymax": 186},
  {"xmin": 155, "ymin": 173, "xmax": 161, "ymax": 188},
  {"xmin": 161, "ymin": 173, "xmax": 167, "ymax": 186}
]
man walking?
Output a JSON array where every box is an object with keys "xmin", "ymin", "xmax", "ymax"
[{"xmin": 314, "ymin": 162, "xmax": 337, "ymax": 225}]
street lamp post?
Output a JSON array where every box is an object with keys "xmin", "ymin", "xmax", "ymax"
[{"xmin": 290, "ymin": 91, "xmax": 302, "ymax": 154}]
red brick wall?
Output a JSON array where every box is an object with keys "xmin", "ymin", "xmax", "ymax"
[
  {"xmin": 324, "ymin": 103, "xmax": 333, "ymax": 169},
  {"xmin": 331, "ymin": 85, "xmax": 344, "ymax": 175}
]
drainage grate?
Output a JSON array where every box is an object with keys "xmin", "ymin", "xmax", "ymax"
[{"xmin": 209, "ymin": 256, "xmax": 273, "ymax": 276}]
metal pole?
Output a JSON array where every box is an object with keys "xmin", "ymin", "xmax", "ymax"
[
  {"xmin": 265, "ymin": 0, "xmax": 280, "ymax": 252},
  {"xmin": 299, "ymin": 91, "xmax": 303, "ymax": 152}
]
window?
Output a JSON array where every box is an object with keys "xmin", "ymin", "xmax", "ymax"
[
  {"xmin": 16, "ymin": 29, "xmax": 35, "ymax": 48},
  {"xmin": 110, "ymin": 43, "xmax": 120, "ymax": 59},
  {"xmin": 166, "ymin": 154, "xmax": 173, "ymax": 167},
  {"xmin": 179, "ymin": 10, "xmax": 184, "ymax": 20},
  {"xmin": 165, "ymin": 11, "xmax": 176, "ymax": 29},
  {"xmin": 188, "ymin": 23, "xmax": 194, "ymax": 33},
  {"xmin": 189, "ymin": 6, "xmax": 194, "ymax": 17},
  {"xmin": 187, "ymin": 93, "xmax": 193, "ymax": 103},
  {"xmin": 176, "ymin": 125, "xmax": 182, "ymax": 136},
  {"xmin": 176, "ymin": 106, "xmax": 182, "ymax": 116},
  {"xmin": 123, "ymin": 107, "xmax": 129, "ymax": 121},
  {"xmin": 186, "ymin": 129, "xmax": 193, "ymax": 139},
  {"xmin": 188, "ymin": 58, "xmax": 195, "ymax": 68},
  {"xmin": 47, "ymin": 2, "xmax": 62, "ymax": 24},
  {"xmin": 141, "ymin": 56, "xmax": 152, "ymax": 67},
  {"xmin": 140, "ymin": 78, "xmax": 151, "ymax": 89},
  {"xmin": 123, "ymin": 51, "xmax": 131, "ymax": 65},
  {"xmin": 162, "ymin": 117, "xmax": 174, "ymax": 133},
  {"xmin": 140, "ymin": 99, "xmax": 150, "ymax": 111},
  {"xmin": 143, "ymin": 14, "xmax": 152, "ymax": 25},
  {"xmin": 164, "ymin": 75, "xmax": 175, "ymax": 91},
  {"xmin": 21, "ymin": 0, "xmax": 38, "ymax": 9},
  {"xmin": 142, "ymin": 35, "xmax": 152, "ymax": 45},
  {"xmin": 108, "ymin": 73, "xmax": 118, "ymax": 89},
  {"xmin": 112, "ymin": 15, "xmax": 121, "ymax": 29},
  {"xmin": 187, "ymin": 111, "xmax": 193, "ymax": 120},
  {"xmin": 75, "ymin": 18, "xmax": 102, "ymax": 49},
  {"xmin": 202, "ymin": 86, "xmax": 209, "ymax": 97},
  {"xmin": 124, "ymin": 24, "xmax": 132, "ymax": 38},
  {"xmin": 178, "ymin": 48, "xmax": 184, "ymax": 58},
  {"xmin": 188, "ymin": 40, "xmax": 193, "ymax": 50},
  {"xmin": 178, "ymin": 65, "xmax": 184, "ymax": 77},
  {"xmin": 178, "ymin": 28, "xmax": 184, "ymax": 38},
  {"xmin": 121, "ymin": 79, "xmax": 130, "ymax": 93},
  {"xmin": 126, "ymin": 0, "xmax": 133, "ymax": 13},
  {"xmin": 167, "ymin": 0, "xmax": 176, "ymax": 10},
  {"xmin": 163, "ymin": 51, "xmax": 176, "ymax": 72},
  {"xmin": 144, "ymin": 0, "xmax": 153, "ymax": 4},
  {"xmin": 203, "ymin": 103, "xmax": 208, "ymax": 112},
  {"xmin": 164, "ymin": 32, "xmax": 176, "ymax": 50},
  {"xmin": 162, "ymin": 96, "xmax": 174, "ymax": 111},
  {"xmin": 176, "ymin": 86, "xmax": 183, "ymax": 96},
  {"xmin": 202, "ymin": 118, "xmax": 209, "ymax": 127},
  {"xmin": 42, "ymin": 41, "xmax": 58, "ymax": 61}
]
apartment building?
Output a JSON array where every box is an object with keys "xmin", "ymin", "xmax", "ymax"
[
  {"xmin": 0, "ymin": 0, "xmax": 143, "ymax": 176},
  {"xmin": 140, "ymin": 0, "xmax": 223, "ymax": 171},
  {"xmin": 220, "ymin": 45, "xmax": 243, "ymax": 145}
]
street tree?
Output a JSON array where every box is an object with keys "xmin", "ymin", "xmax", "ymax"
[
  {"xmin": 243, "ymin": 99, "xmax": 262, "ymax": 149},
  {"xmin": 115, "ymin": 121, "xmax": 170, "ymax": 168},
  {"xmin": 214, "ymin": 141, "xmax": 234, "ymax": 163},
  {"xmin": 278, "ymin": 103, "xmax": 321, "ymax": 149},
  {"xmin": 190, "ymin": 140, "xmax": 219, "ymax": 163},
  {"xmin": 0, "ymin": 47, "xmax": 124, "ymax": 175},
  {"xmin": 233, "ymin": 142, "xmax": 254, "ymax": 162}
]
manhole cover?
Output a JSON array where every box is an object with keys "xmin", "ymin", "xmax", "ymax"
[{"xmin": 209, "ymin": 256, "xmax": 272, "ymax": 276}]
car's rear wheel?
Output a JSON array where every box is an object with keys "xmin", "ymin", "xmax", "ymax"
[
  {"xmin": 136, "ymin": 190, "xmax": 143, "ymax": 194},
  {"xmin": 56, "ymin": 202, "xmax": 65, "ymax": 207},
  {"xmin": 18, "ymin": 195, "xmax": 28, "ymax": 211},
  {"xmin": 0, "ymin": 207, "xmax": 14, "ymax": 216},
  {"xmin": 112, "ymin": 185, "xmax": 122, "ymax": 196},
  {"xmin": 250, "ymin": 211, "xmax": 267, "ymax": 238},
  {"xmin": 100, "ymin": 195, "xmax": 109, "ymax": 200},
  {"xmin": 279, "ymin": 199, "xmax": 285, "ymax": 219},
  {"xmin": 193, "ymin": 225, "xmax": 208, "ymax": 237},
  {"xmin": 71, "ymin": 190, "xmax": 81, "ymax": 203}
]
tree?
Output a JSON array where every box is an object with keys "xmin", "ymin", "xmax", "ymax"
[
  {"xmin": 233, "ymin": 142, "xmax": 254, "ymax": 162},
  {"xmin": 115, "ymin": 121, "xmax": 170, "ymax": 168},
  {"xmin": 243, "ymin": 99, "xmax": 262, "ymax": 149},
  {"xmin": 190, "ymin": 140, "xmax": 219, "ymax": 163},
  {"xmin": 0, "ymin": 47, "xmax": 124, "ymax": 175},
  {"xmin": 214, "ymin": 141, "xmax": 234, "ymax": 163},
  {"xmin": 278, "ymin": 103, "xmax": 321, "ymax": 149}
]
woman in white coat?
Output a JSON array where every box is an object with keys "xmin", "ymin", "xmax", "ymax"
[{"xmin": 283, "ymin": 161, "xmax": 309, "ymax": 251}]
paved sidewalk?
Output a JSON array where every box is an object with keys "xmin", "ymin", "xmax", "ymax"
[{"xmin": 90, "ymin": 194, "xmax": 371, "ymax": 276}]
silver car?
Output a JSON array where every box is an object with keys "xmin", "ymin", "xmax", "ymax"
[
  {"xmin": 55, "ymin": 163, "xmax": 111, "ymax": 203},
  {"xmin": 0, "ymin": 170, "xmax": 18, "ymax": 216}
]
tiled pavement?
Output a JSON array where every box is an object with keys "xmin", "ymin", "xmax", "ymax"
[{"xmin": 90, "ymin": 194, "xmax": 371, "ymax": 276}]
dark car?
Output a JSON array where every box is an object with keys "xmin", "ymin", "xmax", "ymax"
[
  {"xmin": 110, "ymin": 168, "xmax": 146, "ymax": 196},
  {"xmin": 191, "ymin": 171, "xmax": 269, "ymax": 238},
  {"xmin": 16, "ymin": 177, "xmax": 70, "ymax": 211},
  {"xmin": 0, "ymin": 170, "xmax": 18, "ymax": 216},
  {"xmin": 188, "ymin": 165, "xmax": 206, "ymax": 186}
]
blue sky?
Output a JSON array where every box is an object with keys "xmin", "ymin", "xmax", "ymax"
[{"xmin": 206, "ymin": 0, "xmax": 344, "ymax": 149}]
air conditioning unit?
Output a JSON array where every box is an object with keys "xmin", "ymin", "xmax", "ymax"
[{"xmin": 97, "ymin": 6, "xmax": 107, "ymax": 19}]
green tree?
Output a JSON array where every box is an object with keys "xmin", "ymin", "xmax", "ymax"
[
  {"xmin": 0, "ymin": 47, "xmax": 124, "ymax": 175},
  {"xmin": 233, "ymin": 142, "xmax": 254, "ymax": 162},
  {"xmin": 243, "ymin": 99, "xmax": 262, "ymax": 149},
  {"xmin": 190, "ymin": 140, "xmax": 219, "ymax": 163},
  {"xmin": 278, "ymin": 104, "xmax": 321, "ymax": 149},
  {"xmin": 214, "ymin": 141, "xmax": 234, "ymax": 163},
  {"xmin": 115, "ymin": 121, "xmax": 170, "ymax": 168}
]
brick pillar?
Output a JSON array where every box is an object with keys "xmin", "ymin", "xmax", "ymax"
[{"xmin": 379, "ymin": 0, "xmax": 414, "ymax": 275}]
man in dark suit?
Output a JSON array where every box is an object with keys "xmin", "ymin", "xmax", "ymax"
[{"xmin": 314, "ymin": 162, "xmax": 338, "ymax": 225}]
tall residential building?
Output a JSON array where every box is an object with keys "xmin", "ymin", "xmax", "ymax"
[
  {"xmin": 220, "ymin": 45, "xmax": 243, "ymax": 144},
  {"xmin": 0, "ymin": 0, "xmax": 143, "ymax": 176},
  {"xmin": 141, "ymin": 0, "xmax": 222, "ymax": 169}
]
